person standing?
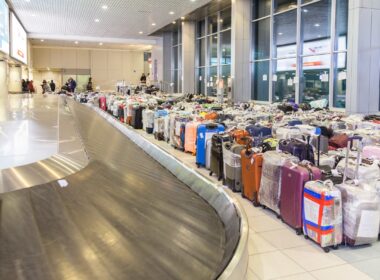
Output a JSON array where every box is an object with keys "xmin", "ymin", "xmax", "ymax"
[
  {"xmin": 28, "ymin": 80, "xmax": 35, "ymax": 93},
  {"xmin": 50, "ymin": 80, "xmax": 56, "ymax": 93},
  {"xmin": 140, "ymin": 73, "xmax": 147, "ymax": 85},
  {"xmin": 41, "ymin": 80, "xmax": 51, "ymax": 94},
  {"xmin": 86, "ymin": 77, "xmax": 93, "ymax": 91},
  {"xmin": 69, "ymin": 77, "xmax": 77, "ymax": 93}
]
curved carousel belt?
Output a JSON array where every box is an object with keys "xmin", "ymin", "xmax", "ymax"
[{"xmin": 0, "ymin": 96, "xmax": 228, "ymax": 280}]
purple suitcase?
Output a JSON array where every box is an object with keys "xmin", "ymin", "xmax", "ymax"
[
  {"xmin": 280, "ymin": 162, "xmax": 321, "ymax": 234},
  {"xmin": 279, "ymin": 138, "xmax": 315, "ymax": 164}
]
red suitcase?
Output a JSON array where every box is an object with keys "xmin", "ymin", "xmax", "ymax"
[
  {"xmin": 280, "ymin": 162, "xmax": 321, "ymax": 234},
  {"xmin": 99, "ymin": 96, "xmax": 107, "ymax": 111}
]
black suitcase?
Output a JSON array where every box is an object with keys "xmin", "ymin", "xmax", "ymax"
[
  {"xmin": 210, "ymin": 134, "xmax": 232, "ymax": 181},
  {"xmin": 131, "ymin": 106, "xmax": 144, "ymax": 129}
]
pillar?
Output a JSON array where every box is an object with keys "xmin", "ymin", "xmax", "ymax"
[
  {"xmin": 231, "ymin": 0, "xmax": 251, "ymax": 102},
  {"xmin": 346, "ymin": 0, "xmax": 380, "ymax": 114},
  {"xmin": 0, "ymin": 60, "xmax": 8, "ymax": 97},
  {"xmin": 8, "ymin": 65, "xmax": 22, "ymax": 93},
  {"xmin": 151, "ymin": 37, "xmax": 163, "ymax": 84},
  {"xmin": 162, "ymin": 32, "xmax": 173, "ymax": 92},
  {"xmin": 182, "ymin": 21, "xmax": 196, "ymax": 94}
]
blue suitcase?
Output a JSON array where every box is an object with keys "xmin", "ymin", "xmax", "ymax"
[
  {"xmin": 246, "ymin": 125, "xmax": 272, "ymax": 137},
  {"xmin": 196, "ymin": 123, "xmax": 225, "ymax": 168}
]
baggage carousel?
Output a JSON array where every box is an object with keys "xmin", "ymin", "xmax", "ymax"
[{"xmin": 0, "ymin": 95, "xmax": 247, "ymax": 280}]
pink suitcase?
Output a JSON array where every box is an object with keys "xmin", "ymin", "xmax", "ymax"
[
  {"xmin": 362, "ymin": 145, "xmax": 380, "ymax": 160},
  {"xmin": 280, "ymin": 162, "xmax": 321, "ymax": 234}
]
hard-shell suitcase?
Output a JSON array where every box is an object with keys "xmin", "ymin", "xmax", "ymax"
[
  {"xmin": 258, "ymin": 151, "xmax": 299, "ymax": 216},
  {"xmin": 184, "ymin": 121, "xmax": 200, "ymax": 155},
  {"xmin": 143, "ymin": 109, "xmax": 155, "ymax": 134},
  {"xmin": 288, "ymin": 119, "xmax": 303, "ymax": 127},
  {"xmin": 196, "ymin": 123, "xmax": 225, "ymax": 168},
  {"xmin": 336, "ymin": 136, "xmax": 380, "ymax": 246},
  {"xmin": 118, "ymin": 104, "xmax": 125, "ymax": 123},
  {"xmin": 241, "ymin": 149, "xmax": 263, "ymax": 206},
  {"xmin": 205, "ymin": 138, "xmax": 212, "ymax": 170},
  {"xmin": 99, "ymin": 96, "xmax": 107, "ymax": 111},
  {"xmin": 246, "ymin": 125, "xmax": 272, "ymax": 137},
  {"xmin": 210, "ymin": 134, "xmax": 232, "ymax": 181},
  {"xmin": 231, "ymin": 129, "xmax": 250, "ymax": 145},
  {"xmin": 223, "ymin": 143, "xmax": 245, "ymax": 192},
  {"xmin": 303, "ymin": 180, "xmax": 343, "ymax": 252},
  {"xmin": 278, "ymin": 138, "xmax": 315, "ymax": 164},
  {"xmin": 280, "ymin": 162, "xmax": 321, "ymax": 234},
  {"xmin": 362, "ymin": 145, "xmax": 380, "ymax": 160},
  {"xmin": 131, "ymin": 106, "xmax": 144, "ymax": 129}
]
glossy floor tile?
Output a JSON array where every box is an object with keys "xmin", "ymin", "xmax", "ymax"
[
  {"xmin": 311, "ymin": 264, "xmax": 373, "ymax": 280},
  {"xmin": 351, "ymin": 258, "xmax": 380, "ymax": 280}
]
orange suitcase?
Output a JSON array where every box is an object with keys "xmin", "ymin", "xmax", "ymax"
[
  {"xmin": 184, "ymin": 121, "xmax": 200, "ymax": 155},
  {"xmin": 204, "ymin": 112, "xmax": 218, "ymax": 120},
  {"xmin": 241, "ymin": 148, "xmax": 263, "ymax": 206},
  {"xmin": 231, "ymin": 130, "xmax": 250, "ymax": 145}
]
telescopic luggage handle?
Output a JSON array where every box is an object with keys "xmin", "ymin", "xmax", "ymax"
[{"xmin": 343, "ymin": 135, "xmax": 363, "ymax": 183}]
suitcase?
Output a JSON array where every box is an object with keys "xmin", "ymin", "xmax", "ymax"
[
  {"xmin": 231, "ymin": 129, "xmax": 250, "ymax": 145},
  {"xmin": 362, "ymin": 145, "xmax": 380, "ymax": 160},
  {"xmin": 223, "ymin": 143, "xmax": 245, "ymax": 192},
  {"xmin": 303, "ymin": 180, "xmax": 343, "ymax": 252},
  {"xmin": 246, "ymin": 125, "xmax": 272, "ymax": 137},
  {"xmin": 184, "ymin": 121, "xmax": 200, "ymax": 155},
  {"xmin": 210, "ymin": 134, "xmax": 232, "ymax": 181},
  {"xmin": 99, "ymin": 96, "xmax": 107, "ymax": 111},
  {"xmin": 131, "ymin": 105, "xmax": 144, "ymax": 129},
  {"xmin": 329, "ymin": 133, "xmax": 349, "ymax": 149},
  {"xmin": 258, "ymin": 151, "xmax": 299, "ymax": 216},
  {"xmin": 336, "ymin": 136, "xmax": 380, "ymax": 246},
  {"xmin": 172, "ymin": 117, "xmax": 190, "ymax": 150},
  {"xmin": 241, "ymin": 148, "xmax": 263, "ymax": 206},
  {"xmin": 154, "ymin": 117, "xmax": 166, "ymax": 141},
  {"xmin": 118, "ymin": 104, "xmax": 125, "ymax": 123},
  {"xmin": 205, "ymin": 138, "xmax": 212, "ymax": 170},
  {"xmin": 275, "ymin": 126, "xmax": 303, "ymax": 140},
  {"xmin": 143, "ymin": 109, "xmax": 155, "ymax": 134},
  {"xmin": 196, "ymin": 123, "xmax": 225, "ymax": 168},
  {"xmin": 288, "ymin": 119, "xmax": 303, "ymax": 127},
  {"xmin": 278, "ymin": 137, "xmax": 315, "ymax": 164},
  {"xmin": 280, "ymin": 162, "xmax": 321, "ymax": 234}
]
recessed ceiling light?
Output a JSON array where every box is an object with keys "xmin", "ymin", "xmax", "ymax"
[
  {"xmin": 139, "ymin": 31, "xmax": 143, "ymax": 34},
  {"xmin": 95, "ymin": 19, "xmax": 100, "ymax": 22},
  {"xmin": 151, "ymin": 23, "xmax": 156, "ymax": 26},
  {"xmin": 102, "ymin": 5, "xmax": 108, "ymax": 10},
  {"xmin": 278, "ymin": 32, "xmax": 283, "ymax": 35},
  {"xmin": 74, "ymin": 41, "xmax": 79, "ymax": 44},
  {"xmin": 314, "ymin": 23, "xmax": 320, "ymax": 27},
  {"xmin": 303, "ymin": 9, "xmax": 308, "ymax": 13},
  {"xmin": 172, "ymin": 21, "xmax": 176, "ymax": 24},
  {"xmin": 31, "ymin": 14, "xmax": 36, "ymax": 17},
  {"xmin": 99, "ymin": 42, "xmax": 103, "ymax": 46},
  {"xmin": 180, "ymin": 16, "xmax": 185, "ymax": 20},
  {"xmin": 190, "ymin": 0, "xmax": 196, "ymax": 2},
  {"xmin": 40, "ymin": 39, "xmax": 44, "ymax": 42},
  {"xmin": 169, "ymin": 11, "xmax": 174, "ymax": 15}
]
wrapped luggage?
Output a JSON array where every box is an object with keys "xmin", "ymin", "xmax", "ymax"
[
  {"xmin": 184, "ymin": 121, "xmax": 200, "ymax": 155},
  {"xmin": 223, "ymin": 143, "xmax": 245, "ymax": 192},
  {"xmin": 210, "ymin": 134, "xmax": 232, "ymax": 181}
]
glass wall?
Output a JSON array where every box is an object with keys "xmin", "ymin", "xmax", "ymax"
[
  {"xmin": 171, "ymin": 23, "xmax": 182, "ymax": 93},
  {"xmin": 196, "ymin": 7, "xmax": 231, "ymax": 96},
  {"xmin": 251, "ymin": 0, "xmax": 348, "ymax": 108}
]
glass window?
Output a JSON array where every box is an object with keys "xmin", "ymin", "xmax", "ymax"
[
  {"xmin": 197, "ymin": 68, "xmax": 206, "ymax": 95},
  {"xmin": 197, "ymin": 20, "xmax": 206, "ymax": 38},
  {"xmin": 301, "ymin": 54, "xmax": 331, "ymax": 103},
  {"xmin": 252, "ymin": 0, "xmax": 271, "ymax": 20},
  {"xmin": 220, "ymin": 30, "xmax": 231, "ymax": 65},
  {"xmin": 302, "ymin": 0, "xmax": 314, "ymax": 3},
  {"xmin": 273, "ymin": 9, "xmax": 297, "ymax": 58},
  {"xmin": 220, "ymin": 8, "xmax": 231, "ymax": 30},
  {"xmin": 252, "ymin": 61, "xmax": 270, "ymax": 101},
  {"xmin": 178, "ymin": 24, "xmax": 182, "ymax": 45},
  {"xmin": 273, "ymin": 58, "xmax": 296, "ymax": 102},
  {"xmin": 207, "ymin": 14, "xmax": 218, "ymax": 34},
  {"xmin": 302, "ymin": 0, "xmax": 332, "ymax": 55},
  {"xmin": 252, "ymin": 18, "xmax": 270, "ymax": 60},
  {"xmin": 178, "ymin": 47, "xmax": 182, "ymax": 70},
  {"xmin": 208, "ymin": 35, "xmax": 218, "ymax": 66},
  {"xmin": 336, "ymin": 0, "xmax": 348, "ymax": 51},
  {"xmin": 333, "ymin": 53, "xmax": 347, "ymax": 108},
  {"xmin": 172, "ymin": 46, "xmax": 178, "ymax": 69},
  {"xmin": 172, "ymin": 70, "xmax": 178, "ymax": 93},
  {"xmin": 207, "ymin": 66, "xmax": 218, "ymax": 96},
  {"xmin": 221, "ymin": 65, "xmax": 231, "ymax": 96},
  {"xmin": 172, "ymin": 30, "xmax": 178, "ymax": 46},
  {"xmin": 178, "ymin": 69, "xmax": 182, "ymax": 93},
  {"xmin": 198, "ymin": 38, "xmax": 206, "ymax": 67},
  {"xmin": 274, "ymin": 0, "xmax": 297, "ymax": 13}
]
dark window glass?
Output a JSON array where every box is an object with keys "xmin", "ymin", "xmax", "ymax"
[
  {"xmin": 301, "ymin": 0, "xmax": 332, "ymax": 55},
  {"xmin": 178, "ymin": 69, "xmax": 182, "ymax": 93},
  {"xmin": 207, "ymin": 66, "xmax": 218, "ymax": 96},
  {"xmin": 197, "ymin": 68, "xmax": 206, "ymax": 95},
  {"xmin": 252, "ymin": 61, "xmax": 270, "ymax": 101},
  {"xmin": 333, "ymin": 53, "xmax": 347, "ymax": 108},
  {"xmin": 274, "ymin": 0, "xmax": 297, "ymax": 13},
  {"xmin": 336, "ymin": 0, "xmax": 348, "ymax": 51},
  {"xmin": 252, "ymin": 0, "xmax": 271, "ymax": 20},
  {"xmin": 221, "ymin": 65, "xmax": 231, "ymax": 96},
  {"xmin": 172, "ymin": 70, "xmax": 178, "ymax": 93},
  {"xmin": 172, "ymin": 46, "xmax": 178, "ymax": 69},
  {"xmin": 172, "ymin": 30, "xmax": 178, "ymax": 46},
  {"xmin": 220, "ymin": 8, "xmax": 231, "ymax": 30},
  {"xmin": 208, "ymin": 35, "xmax": 218, "ymax": 66},
  {"xmin": 220, "ymin": 30, "xmax": 231, "ymax": 65},
  {"xmin": 198, "ymin": 38, "xmax": 206, "ymax": 67},
  {"xmin": 252, "ymin": 18, "xmax": 270, "ymax": 60},
  {"xmin": 178, "ymin": 24, "xmax": 182, "ymax": 45},
  {"xmin": 302, "ymin": 0, "xmax": 314, "ymax": 3},
  {"xmin": 273, "ymin": 9, "xmax": 297, "ymax": 58},
  {"xmin": 273, "ymin": 58, "xmax": 296, "ymax": 102},
  {"xmin": 207, "ymin": 14, "xmax": 218, "ymax": 34},
  {"xmin": 197, "ymin": 20, "xmax": 206, "ymax": 38},
  {"xmin": 301, "ymin": 54, "xmax": 331, "ymax": 103}
]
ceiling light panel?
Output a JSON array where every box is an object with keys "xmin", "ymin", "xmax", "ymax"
[{"xmin": 11, "ymin": 0, "xmax": 211, "ymax": 39}]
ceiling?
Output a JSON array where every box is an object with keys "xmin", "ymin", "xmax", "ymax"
[{"xmin": 9, "ymin": 0, "xmax": 212, "ymax": 45}]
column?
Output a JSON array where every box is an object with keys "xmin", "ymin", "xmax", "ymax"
[
  {"xmin": 0, "ymin": 60, "xmax": 8, "ymax": 97},
  {"xmin": 231, "ymin": 0, "xmax": 251, "ymax": 102},
  {"xmin": 162, "ymin": 32, "xmax": 173, "ymax": 92},
  {"xmin": 346, "ymin": 0, "xmax": 380, "ymax": 114},
  {"xmin": 151, "ymin": 38, "xmax": 163, "ymax": 84},
  {"xmin": 182, "ymin": 21, "xmax": 196, "ymax": 94},
  {"xmin": 8, "ymin": 65, "xmax": 22, "ymax": 93}
]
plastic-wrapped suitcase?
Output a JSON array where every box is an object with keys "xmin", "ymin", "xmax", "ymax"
[
  {"xmin": 280, "ymin": 162, "xmax": 321, "ymax": 234},
  {"xmin": 196, "ymin": 123, "xmax": 225, "ymax": 168},
  {"xmin": 171, "ymin": 116, "xmax": 190, "ymax": 150},
  {"xmin": 362, "ymin": 145, "xmax": 380, "ymax": 160},
  {"xmin": 278, "ymin": 138, "xmax": 315, "ymax": 164},
  {"xmin": 241, "ymin": 148, "xmax": 263, "ymax": 206},
  {"xmin": 210, "ymin": 134, "xmax": 232, "ymax": 181},
  {"xmin": 223, "ymin": 143, "xmax": 245, "ymax": 192},
  {"xmin": 205, "ymin": 138, "xmax": 212, "ymax": 170},
  {"xmin": 259, "ymin": 151, "xmax": 299, "ymax": 216},
  {"xmin": 246, "ymin": 125, "xmax": 272, "ymax": 137},
  {"xmin": 99, "ymin": 96, "xmax": 107, "ymax": 111},
  {"xmin": 184, "ymin": 121, "xmax": 200, "ymax": 155},
  {"xmin": 275, "ymin": 126, "xmax": 303, "ymax": 140},
  {"xmin": 336, "ymin": 136, "xmax": 380, "ymax": 246},
  {"xmin": 118, "ymin": 104, "xmax": 125, "ymax": 123},
  {"xmin": 154, "ymin": 118, "xmax": 165, "ymax": 140},
  {"xmin": 303, "ymin": 180, "xmax": 343, "ymax": 252},
  {"xmin": 143, "ymin": 109, "xmax": 155, "ymax": 134}
]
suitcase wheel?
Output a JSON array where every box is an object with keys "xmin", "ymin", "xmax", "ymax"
[
  {"xmin": 262, "ymin": 205, "xmax": 267, "ymax": 210},
  {"xmin": 218, "ymin": 176, "xmax": 222, "ymax": 181},
  {"xmin": 196, "ymin": 163, "xmax": 200, "ymax": 168},
  {"xmin": 323, "ymin": 247, "xmax": 330, "ymax": 253},
  {"xmin": 209, "ymin": 171, "xmax": 213, "ymax": 176},
  {"xmin": 276, "ymin": 214, "xmax": 281, "ymax": 219},
  {"xmin": 253, "ymin": 201, "xmax": 260, "ymax": 208},
  {"xmin": 296, "ymin": 228, "xmax": 303, "ymax": 236},
  {"xmin": 332, "ymin": 245, "xmax": 339, "ymax": 250},
  {"xmin": 304, "ymin": 235, "xmax": 309, "ymax": 240}
]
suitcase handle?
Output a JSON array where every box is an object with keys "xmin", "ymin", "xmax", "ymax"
[{"xmin": 343, "ymin": 136, "xmax": 363, "ymax": 183}]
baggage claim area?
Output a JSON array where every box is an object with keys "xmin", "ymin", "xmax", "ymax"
[{"xmin": 0, "ymin": 0, "xmax": 380, "ymax": 279}]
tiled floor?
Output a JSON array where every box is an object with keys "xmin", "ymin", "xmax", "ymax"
[{"xmin": 130, "ymin": 127, "xmax": 378, "ymax": 280}]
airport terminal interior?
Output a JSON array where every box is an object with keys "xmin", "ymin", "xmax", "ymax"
[{"xmin": 0, "ymin": 0, "xmax": 380, "ymax": 279}]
